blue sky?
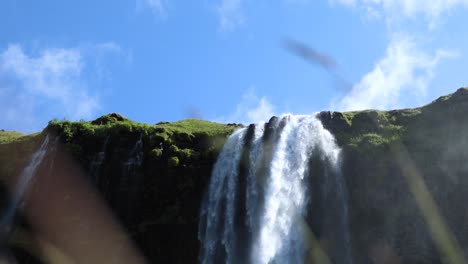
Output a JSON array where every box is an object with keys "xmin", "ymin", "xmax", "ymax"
[{"xmin": 2, "ymin": 0, "xmax": 468, "ymax": 132}]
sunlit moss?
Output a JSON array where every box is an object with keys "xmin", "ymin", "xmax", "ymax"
[
  {"xmin": 150, "ymin": 148, "xmax": 163, "ymax": 160},
  {"xmin": 0, "ymin": 130, "xmax": 25, "ymax": 144},
  {"xmin": 168, "ymin": 156, "xmax": 179, "ymax": 168}
]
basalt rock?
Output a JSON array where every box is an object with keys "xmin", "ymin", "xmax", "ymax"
[{"xmin": 2, "ymin": 88, "xmax": 468, "ymax": 263}]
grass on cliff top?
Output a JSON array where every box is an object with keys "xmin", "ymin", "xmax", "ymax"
[
  {"xmin": 46, "ymin": 115, "xmax": 241, "ymax": 149},
  {"xmin": 0, "ymin": 131, "xmax": 25, "ymax": 144},
  {"xmin": 340, "ymin": 110, "xmax": 389, "ymax": 126},
  {"xmin": 155, "ymin": 119, "xmax": 239, "ymax": 136},
  {"xmin": 335, "ymin": 88, "xmax": 466, "ymax": 150},
  {"xmin": 0, "ymin": 131, "xmax": 41, "ymax": 147},
  {"xmin": 45, "ymin": 115, "xmax": 241, "ymax": 168},
  {"xmin": 337, "ymin": 110, "xmax": 409, "ymax": 150}
]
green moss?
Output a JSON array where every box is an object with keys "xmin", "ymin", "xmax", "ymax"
[
  {"xmin": 154, "ymin": 119, "xmax": 241, "ymax": 137},
  {"xmin": 333, "ymin": 109, "xmax": 404, "ymax": 149},
  {"xmin": 351, "ymin": 133, "xmax": 390, "ymax": 148},
  {"xmin": 167, "ymin": 144, "xmax": 180, "ymax": 155},
  {"xmin": 150, "ymin": 148, "xmax": 163, "ymax": 159},
  {"xmin": 48, "ymin": 116, "xmax": 240, "ymax": 149},
  {"xmin": 331, "ymin": 90, "xmax": 468, "ymax": 155},
  {"xmin": 341, "ymin": 110, "xmax": 387, "ymax": 126},
  {"xmin": 0, "ymin": 131, "xmax": 25, "ymax": 144},
  {"xmin": 168, "ymin": 156, "xmax": 179, "ymax": 168},
  {"xmin": 44, "ymin": 114, "xmax": 241, "ymax": 172},
  {"xmin": 341, "ymin": 112, "xmax": 356, "ymax": 126},
  {"xmin": 48, "ymin": 117, "xmax": 150, "ymax": 141},
  {"xmin": 178, "ymin": 148, "xmax": 195, "ymax": 160},
  {"xmin": 90, "ymin": 113, "xmax": 129, "ymax": 125}
]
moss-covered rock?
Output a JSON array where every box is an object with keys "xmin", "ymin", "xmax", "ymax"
[
  {"xmin": 0, "ymin": 130, "xmax": 25, "ymax": 144},
  {"xmin": 315, "ymin": 87, "xmax": 468, "ymax": 263},
  {"xmin": 90, "ymin": 113, "xmax": 128, "ymax": 125},
  {"xmin": 0, "ymin": 115, "xmax": 242, "ymax": 264},
  {"xmin": 168, "ymin": 156, "xmax": 180, "ymax": 168},
  {"xmin": 3, "ymin": 88, "xmax": 468, "ymax": 263},
  {"xmin": 150, "ymin": 148, "xmax": 163, "ymax": 160}
]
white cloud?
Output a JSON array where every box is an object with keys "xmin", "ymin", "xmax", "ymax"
[
  {"xmin": 136, "ymin": 0, "xmax": 167, "ymax": 18},
  {"xmin": 330, "ymin": 0, "xmax": 463, "ymax": 111},
  {"xmin": 331, "ymin": 0, "xmax": 355, "ymax": 6},
  {"xmin": 94, "ymin": 42, "xmax": 124, "ymax": 54},
  {"xmin": 84, "ymin": 41, "xmax": 133, "ymax": 81},
  {"xmin": 220, "ymin": 88, "xmax": 275, "ymax": 124},
  {"xmin": 0, "ymin": 44, "xmax": 116, "ymax": 132},
  {"xmin": 217, "ymin": 0, "xmax": 245, "ymax": 31},
  {"xmin": 334, "ymin": 35, "xmax": 456, "ymax": 111},
  {"xmin": 283, "ymin": 0, "xmax": 311, "ymax": 4},
  {"xmin": 333, "ymin": 0, "xmax": 468, "ymax": 26}
]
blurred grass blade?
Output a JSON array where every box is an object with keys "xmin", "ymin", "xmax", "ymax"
[{"xmin": 392, "ymin": 143, "xmax": 466, "ymax": 264}]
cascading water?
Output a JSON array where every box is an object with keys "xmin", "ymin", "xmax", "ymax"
[
  {"xmin": 89, "ymin": 135, "xmax": 110, "ymax": 183},
  {"xmin": 199, "ymin": 115, "xmax": 352, "ymax": 264},
  {"xmin": 121, "ymin": 133, "xmax": 145, "ymax": 220},
  {"xmin": 123, "ymin": 132, "xmax": 144, "ymax": 190},
  {"xmin": 125, "ymin": 133, "xmax": 144, "ymax": 171},
  {"xmin": 1, "ymin": 135, "xmax": 51, "ymax": 228},
  {"xmin": 199, "ymin": 128, "xmax": 246, "ymax": 263},
  {"xmin": 103, "ymin": 133, "xmax": 144, "ymax": 195}
]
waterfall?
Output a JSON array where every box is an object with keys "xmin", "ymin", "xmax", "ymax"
[
  {"xmin": 199, "ymin": 115, "xmax": 352, "ymax": 264},
  {"xmin": 125, "ymin": 133, "xmax": 144, "ymax": 170},
  {"xmin": 89, "ymin": 135, "xmax": 110, "ymax": 183},
  {"xmin": 199, "ymin": 128, "xmax": 246, "ymax": 264},
  {"xmin": 1, "ymin": 135, "xmax": 51, "ymax": 228},
  {"xmin": 121, "ymin": 133, "xmax": 145, "ymax": 220}
]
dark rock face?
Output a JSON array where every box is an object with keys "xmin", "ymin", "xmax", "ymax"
[
  {"xmin": 91, "ymin": 113, "xmax": 127, "ymax": 125},
  {"xmin": 317, "ymin": 111, "xmax": 351, "ymax": 136},
  {"xmin": 0, "ymin": 119, "xmax": 238, "ymax": 263},
  {"xmin": 319, "ymin": 88, "xmax": 468, "ymax": 263},
  {"xmin": 2, "ymin": 88, "xmax": 468, "ymax": 263}
]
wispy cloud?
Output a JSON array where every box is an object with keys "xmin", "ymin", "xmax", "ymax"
[
  {"xmin": 94, "ymin": 42, "xmax": 125, "ymax": 54},
  {"xmin": 217, "ymin": 0, "xmax": 245, "ymax": 31},
  {"xmin": 330, "ymin": 0, "xmax": 354, "ymax": 5},
  {"xmin": 283, "ymin": 0, "xmax": 311, "ymax": 4},
  {"xmin": 83, "ymin": 41, "xmax": 133, "ymax": 81},
  {"xmin": 218, "ymin": 88, "xmax": 275, "ymax": 124},
  {"xmin": 332, "ymin": 0, "xmax": 468, "ymax": 27},
  {"xmin": 0, "ymin": 43, "xmax": 125, "ymax": 132},
  {"xmin": 329, "ymin": 0, "xmax": 463, "ymax": 111},
  {"xmin": 333, "ymin": 35, "xmax": 456, "ymax": 111},
  {"xmin": 136, "ymin": 0, "xmax": 167, "ymax": 18}
]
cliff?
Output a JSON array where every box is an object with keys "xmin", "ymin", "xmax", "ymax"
[{"xmin": 2, "ymin": 88, "xmax": 468, "ymax": 263}]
